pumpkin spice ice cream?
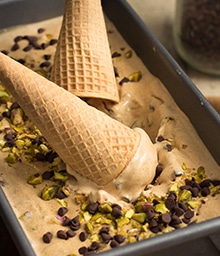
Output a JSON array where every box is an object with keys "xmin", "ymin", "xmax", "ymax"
[{"xmin": 0, "ymin": 0, "xmax": 220, "ymax": 255}]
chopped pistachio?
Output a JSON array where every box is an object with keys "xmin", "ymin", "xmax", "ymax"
[
  {"xmin": 6, "ymin": 152, "xmax": 17, "ymax": 164},
  {"xmin": 169, "ymin": 182, "xmax": 179, "ymax": 192},
  {"xmin": 154, "ymin": 203, "xmax": 168, "ymax": 214},
  {"xmin": 85, "ymin": 222, "xmax": 94, "ymax": 234},
  {"xmin": 116, "ymin": 217, "xmax": 130, "ymax": 229},
  {"xmin": 89, "ymin": 233, "xmax": 100, "ymax": 242},
  {"xmin": 128, "ymin": 71, "xmax": 142, "ymax": 82},
  {"xmin": 53, "ymin": 171, "xmax": 68, "ymax": 182},
  {"xmin": 27, "ymin": 173, "xmax": 43, "ymax": 185},
  {"xmin": 125, "ymin": 50, "xmax": 133, "ymax": 58},
  {"xmin": 197, "ymin": 166, "xmax": 206, "ymax": 180},
  {"xmin": 41, "ymin": 185, "xmax": 59, "ymax": 200},
  {"xmin": 178, "ymin": 189, "xmax": 192, "ymax": 202},
  {"xmin": 127, "ymin": 235, "xmax": 136, "ymax": 243},
  {"xmin": 98, "ymin": 203, "xmax": 112, "ymax": 213},
  {"xmin": 187, "ymin": 200, "xmax": 202, "ymax": 209},
  {"xmin": 55, "ymin": 198, "xmax": 67, "ymax": 208},
  {"xmin": 125, "ymin": 209, "xmax": 135, "ymax": 219},
  {"xmin": 15, "ymin": 139, "xmax": 25, "ymax": 149},
  {"xmin": 0, "ymin": 90, "xmax": 9, "ymax": 98},
  {"xmin": 83, "ymin": 211, "xmax": 92, "ymax": 222},
  {"xmin": 11, "ymin": 108, "xmax": 24, "ymax": 126},
  {"xmin": 210, "ymin": 185, "xmax": 220, "ymax": 195},
  {"xmin": 131, "ymin": 213, "xmax": 147, "ymax": 224}
]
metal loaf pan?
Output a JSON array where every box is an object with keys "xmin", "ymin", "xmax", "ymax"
[{"xmin": 0, "ymin": 0, "xmax": 220, "ymax": 255}]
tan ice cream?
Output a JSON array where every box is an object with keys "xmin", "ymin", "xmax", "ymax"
[{"xmin": 0, "ymin": 8, "xmax": 220, "ymax": 256}]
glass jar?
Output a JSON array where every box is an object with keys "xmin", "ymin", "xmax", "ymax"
[{"xmin": 173, "ymin": 0, "xmax": 220, "ymax": 75}]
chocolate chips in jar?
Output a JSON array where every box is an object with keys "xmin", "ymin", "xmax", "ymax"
[{"xmin": 173, "ymin": 0, "xmax": 220, "ymax": 75}]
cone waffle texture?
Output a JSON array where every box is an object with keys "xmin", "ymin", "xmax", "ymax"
[
  {"xmin": 0, "ymin": 53, "xmax": 139, "ymax": 185},
  {"xmin": 50, "ymin": 0, "xmax": 119, "ymax": 102}
]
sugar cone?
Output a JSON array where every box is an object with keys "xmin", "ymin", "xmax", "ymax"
[
  {"xmin": 0, "ymin": 53, "xmax": 145, "ymax": 187},
  {"xmin": 50, "ymin": 0, "xmax": 119, "ymax": 103}
]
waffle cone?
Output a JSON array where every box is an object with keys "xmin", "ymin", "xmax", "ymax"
[
  {"xmin": 50, "ymin": 0, "xmax": 119, "ymax": 103},
  {"xmin": 0, "ymin": 53, "xmax": 139, "ymax": 186}
]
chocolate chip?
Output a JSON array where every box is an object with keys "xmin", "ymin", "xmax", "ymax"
[
  {"xmin": 190, "ymin": 187, "xmax": 199, "ymax": 197},
  {"xmin": 184, "ymin": 210, "xmax": 194, "ymax": 219},
  {"xmin": 170, "ymin": 215, "xmax": 182, "ymax": 225},
  {"xmin": 165, "ymin": 198, "xmax": 176, "ymax": 210},
  {"xmin": 161, "ymin": 213, "xmax": 172, "ymax": 224},
  {"xmin": 99, "ymin": 227, "xmax": 109, "ymax": 234},
  {"xmin": 78, "ymin": 246, "xmax": 87, "ymax": 255},
  {"xmin": 149, "ymin": 218, "xmax": 158, "ymax": 228},
  {"xmin": 42, "ymin": 232, "xmax": 53, "ymax": 243},
  {"xmin": 11, "ymin": 43, "xmax": 19, "ymax": 51},
  {"xmin": 55, "ymin": 190, "xmax": 67, "ymax": 199},
  {"xmin": 40, "ymin": 61, "xmax": 51, "ymax": 68},
  {"xmin": 114, "ymin": 66, "xmax": 119, "ymax": 77},
  {"xmin": 41, "ymin": 43, "xmax": 49, "ymax": 49},
  {"xmin": 70, "ymin": 215, "xmax": 80, "ymax": 231},
  {"xmin": 178, "ymin": 202, "xmax": 189, "ymax": 212},
  {"xmin": 42, "ymin": 170, "xmax": 53, "ymax": 180},
  {"xmin": 113, "ymin": 234, "xmax": 125, "ymax": 244},
  {"xmin": 49, "ymin": 39, "xmax": 58, "ymax": 45},
  {"xmin": 87, "ymin": 202, "xmax": 99, "ymax": 214},
  {"xmin": 17, "ymin": 58, "xmax": 26, "ymax": 65},
  {"xmin": 200, "ymin": 179, "xmax": 211, "ymax": 188},
  {"xmin": 58, "ymin": 207, "xmax": 68, "ymax": 216},
  {"xmin": 66, "ymin": 229, "xmax": 76, "ymax": 238},
  {"xmin": 100, "ymin": 232, "xmax": 112, "ymax": 244},
  {"xmin": 119, "ymin": 77, "xmax": 130, "ymax": 85},
  {"xmin": 43, "ymin": 54, "xmax": 51, "ymax": 61},
  {"xmin": 79, "ymin": 231, "xmax": 88, "ymax": 242},
  {"xmin": 174, "ymin": 207, "xmax": 185, "ymax": 217},
  {"xmin": 112, "ymin": 52, "xmax": 121, "ymax": 58},
  {"xmin": 23, "ymin": 45, "xmax": 33, "ymax": 52},
  {"xmin": 14, "ymin": 35, "xmax": 23, "ymax": 43},
  {"xmin": 62, "ymin": 216, "xmax": 71, "ymax": 226},
  {"xmin": 165, "ymin": 144, "xmax": 172, "ymax": 152},
  {"xmin": 1, "ymin": 50, "xmax": 9, "ymax": 55},
  {"xmin": 111, "ymin": 206, "xmax": 122, "ymax": 218},
  {"xmin": 88, "ymin": 241, "xmax": 100, "ymax": 251},
  {"xmin": 38, "ymin": 28, "xmax": 45, "ymax": 34},
  {"xmin": 57, "ymin": 230, "xmax": 68, "ymax": 240},
  {"xmin": 157, "ymin": 135, "xmax": 165, "ymax": 142},
  {"xmin": 201, "ymin": 186, "xmax": 210, "ymax": 196},
  {"xmin": 110, "ymin": 240, "xmax": 119, "ymax": 248}
]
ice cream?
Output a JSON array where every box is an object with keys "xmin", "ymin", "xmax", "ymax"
[
  {"xmin": 0, "ymin": 52, "xmax": 157, "ymax": 202},
  {"xmin": 0, "ymin": 2, "xmax": 220, "ymax": 256}
]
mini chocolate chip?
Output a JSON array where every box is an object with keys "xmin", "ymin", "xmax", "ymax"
[
  {"xmin": 17, "ymin": 58, "xmax": 26, "ymax": 65},
  {"xmin": 190, "ymin": 187, "xmax": 199, "ymax": 197},
  {"xmin": 58, "ymin": 207, "xmax": 68, "ymax": 216},
  {"xmin": 200, "ymin": 179, "xmax": 211, "ymax": 188},
  {"xmin": 1, "ymin": 50, "xmax": 9, "ymax": 55},
  {"xmin": 42, "ymin": 171, "xmax": 53, "ymax": 180},
  {"xmin": 165, "ymin": 144, "xmax": 172, "ymax": 152},
  {"xmin": 88, "ymin": 241, "xmax": 100, "ymax": 251},
  {"xmin": 149, "ymin": 218, "xmax": 158, "ymax": 228},
  {"xmin": 87, "ymin": 202, "xmax": 99, "ymax": 214},
  {"xmin": 38, "ymin": 28, "xmax": 45, "ymax": 33},
  {"xmin": 78, "ymin": 246, "xmax": 87, "ymax": 255},
  {"xmin": 10, "ymin": 102, "xmax": 20, "ymax": 110},
  {"xmin": 178, "ymin": 202, "xmax": 189, "ymax": 212},
  {"xmin": 174, "ymin": 207, "xmax": 185, "ymax": 217},
  {"xmin": 79, "ymin": 231, "xmax": 88, "ymax": 242},
  {"xmin": 46, "ymin": 151, "xmax": 58, "ymax": 163},
  {"xmin": 111, "ymin": 206, "xmax": 122, "ymax": 219},
  {"xmin": 49, "ymin": 39, "xmax": 58, "ymax": 45},
  {"xmin": 55, "ymin": 190, "xmax": 67, "ymax": 199},
  {"xmin": 114, "ymin": 66, "xmax": 119, "ymax": 77},
  {"xmin": 41, "ymin": 43, "xmax": 49, "ymax": 49},
  {"xmin": 11, "ymin": 43, "xmax": 19, "ymax": 51},
  {"xmin": 57, "ymin": 230, "xmax": 68, "ymax": 240},
  {"xmin": 70, "ymin": 215, "xmax": 80, "ymax": 231},
  {"xmin": 40, "ymin": 61, "xmax": 51, "ymax": 68},
  {"xmin": 43, "ymin": 54, "xmax": 51, "ymax": 60},
  {"xmin": 62, "ymin": 216, "xmax": 71, "ymax": 226},
  {"xmin": 110, "ymin": 240, "xmax": 119, "ymax": 248},
  {"xmin": 161, "ymin": 213, "xmax": 172, "ymax": 224},
  {"xmin": 212, "ymin": 180, "xmax": 220, "ymax": 186},
  {"xmin": 165, "ymin": 198, "xmax": 176, "ymax": 210},
  {"xmin": 112, "ymin": 52, "xmax": 121, "ymax": 58},
  {"xmin": 100, "ymin": 232, "xmax": 112, "ymax": 244},
  {"xmin": 150, "ymin": 224, "xmax": 162, "ymax": 234},
  {"xmin": 201, "ymin": 186, "xmax": 210, "ymax": 196},
  {"xmin": 99, "ymin": 227, "xmax": 109, "ymax": 234},
  {"xmin": 23, "ymin": 45, "xmax": 33, "ymax": 52},
  {"xmin": 119, "ymin": 77, "xmax": 130, "ymax": 85},
  {"xmin": 113, "ymin": 234, "xmax": 125, "ymax": 244},
  {"xmin": 2, "ymin": 110, "xmax": 11, "ymax": 118},
  {"xmin": 42, "ymin": 232, "xmax": 53, "ymax": 243},
  {"xmin": 182, "ymin": 217, "xmax": 191, "ymax": 224},
  {"xmin": 185, "ymin": 178, "xmax": 194, "ymax": 187},
  {"xmin": 66, "ymin": 229, "xmax": 76, "ymax": 238},
  {"xmin": 14, "ymin": 35, "xmax": 23, "ymax": 42},
  {"xmin": 35, "ymin": 152, "xmax": 46, "ymax": 161},
  {"xmin": 184, "ymin": 210, "xmax": 194, "ymax": 219},
  {"xmin": 170, "ymin": 215, "xmax": 182, "ymax": 225},
  {"xmin": 157, "ymin": 135, "xmax": 165, "ymax": 142}
]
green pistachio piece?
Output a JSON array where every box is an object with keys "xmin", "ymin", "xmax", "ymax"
[
  {"xmin": 15, "ymin": 139, "xmax": 25, "ymax": 150},
  {"xmin": 154, "ymin": 203, "xmax": 168, "ymax": 214},
  {"xmin": 55, "ymin": 198, "xmax": 67, "ymax": 207},
  {"xmin": 6, "ymin": 152, "xmax": 17, "ymax": 164},
  {"xmin": 41, "ymin": 185, "xmax": 59, "ymax": 200},
  {"xmin": 125, "ymin": 209, "xmax": 135, "ymax": 219},
  {"xmin": 131, "ymin": 213, "xmax": 147, "ymax": 224},
  {"xmin": 178, "ymin": 189, "xmax": 192, "ymax": 202},
  {"xmin": 98, "ymin": 203, "xmax": 112, "ymax": 213},
  {"xmin": 83, "ymin": 211, "xmax": 92, "ymax": 222},
  {"xmin": 128, "ymin": 71, "xmax": 142, "ymax": 82},
  {"xmin": 125, "ymin": 50, "xmax": 133, "ymax": 58},
  {"xmin": 0, "ymin": 90, "xmax": 9, "ymax": 98},
  {"xmin": 27, "ymin": 173, "xmax": 43, "ymax": 185},
  {"xmin": 53, "ymin": 171, "xmax": 68, "ymax": 182},
  {"xmin": 116, "ymin": 217, "xmax": 130, "ymax": 229},
  {"xmin": 169, "ymin": 182, "xmax": 179, "ymax": 192},
  {"xmin": 197, "ymin": 166, "xmax": 206, "ymax": 180},
  {"xmin": 210, "ymin": 185, "xmax": 220, "ymax": 195},
  {"xmin": 89, "ymin": 233, "xmax": 100, "ymax": 242},
  {"xmin": 187, "ymin": 200, "xmax": 202, "ymax": 209},
  {"xmin": 85, "ymin": 222, "xmax": 94, "ymax": 234},
  {"xmin": 11, "ymin": 108, "xmax": 24, "ymax": 126},
  {"xmin": 127, "ymin": 235, "xmax": 136, "ymax": 243}
]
